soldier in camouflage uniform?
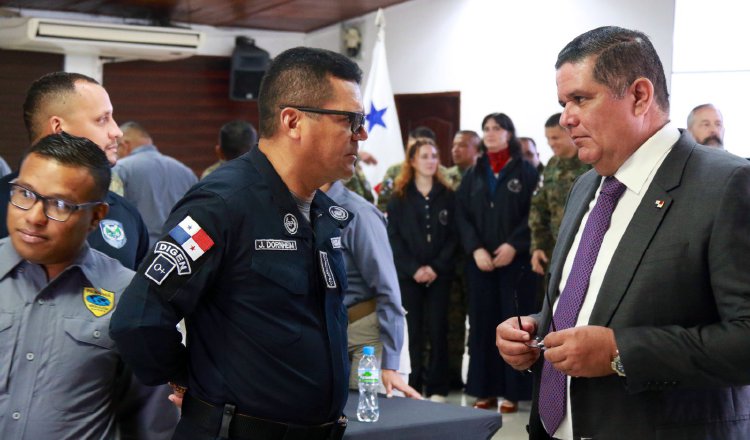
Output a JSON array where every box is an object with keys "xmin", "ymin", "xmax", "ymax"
[{"xmin": 529, "ymin": 113, "xmax": 591, "ymax": 279}]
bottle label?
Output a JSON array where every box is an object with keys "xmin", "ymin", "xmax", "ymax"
[{"xmin": 358, "ymin": 369, "xmax": 380, "ymax": 384}]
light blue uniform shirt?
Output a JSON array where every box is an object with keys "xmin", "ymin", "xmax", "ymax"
[{"xmin": 114, "ymin": 145, "xmax": 198, "ymax": 247}]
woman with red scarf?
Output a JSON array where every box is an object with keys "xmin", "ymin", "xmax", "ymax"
[{"xmin": 456, "ymin": 113, "xmax": 539, "ymax": 412}]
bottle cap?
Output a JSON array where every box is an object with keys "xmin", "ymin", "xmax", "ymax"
[{"xmin": 363, "ymin": 346, "xmax": 375, "ymax": 356}]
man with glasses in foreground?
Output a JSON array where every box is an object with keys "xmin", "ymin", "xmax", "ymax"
[
  {"xmin": 0, "ymin": 132, "xmax": 173, "ymax": 439},
  {"xmin": 111, "ymin": 46, "xmax": 368, "ymax": 440}
]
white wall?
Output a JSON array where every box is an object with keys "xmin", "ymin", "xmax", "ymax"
[
  {"xmin": 330, "ymin": 0, "xmax": 676, "ymax": 164},
  {"xmin": 670, "ymin": 0, "xmax": 750, "ymax": 157}
]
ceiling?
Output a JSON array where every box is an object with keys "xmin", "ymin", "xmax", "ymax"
[{"xmin": 0, "ymin": 0, "xmax": 409, "ymax": 32}]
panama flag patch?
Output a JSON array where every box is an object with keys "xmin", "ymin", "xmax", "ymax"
[{"xmin": 168, "ymin": 215, "xmax": 215, "ymax": 261}]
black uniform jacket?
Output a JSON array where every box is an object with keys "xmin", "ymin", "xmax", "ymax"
[
  {"xmin": 386, "ymin": 182, "xmax": 458, "ymax": 280},
  {"xmin": 110, "ymin": 146, "xmax": 353, "ymax": 425},
  {"xmin": 455, "ymin": 154, "xmax": 538, "ymax": 255}
]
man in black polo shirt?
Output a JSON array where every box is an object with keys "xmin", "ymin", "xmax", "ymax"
[
  {"xmin": 0, "ymin": 72, "xmax": 149, "ymax": 270},
  {"xmin": 111, "ymin": 47, "xmax": 369, "ymax": 440}
]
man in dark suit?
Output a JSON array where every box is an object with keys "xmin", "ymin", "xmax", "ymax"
[{"xmin": 497, "ymin": 26, "xmax": 750, "ymax": 439}]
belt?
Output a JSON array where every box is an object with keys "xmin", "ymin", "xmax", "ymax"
[
  {"xmin": 182, "ymin": 394, "xmax": 346, "ymax": 440},
  {"xmin": 347, "ymin": 298, "xmax": 376, "ymax": 323}
]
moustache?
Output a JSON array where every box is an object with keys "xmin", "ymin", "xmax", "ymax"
[{"xmin": 701, "ymin": 135, "xmax": 723, "ymax": 147}]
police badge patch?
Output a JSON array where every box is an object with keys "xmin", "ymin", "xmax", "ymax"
[
  {"xmin": 329, "ymin": 206, "xmax": 349, "ymax": 221},
  {"xmin": 284, "ymin": 213, "xmax": 299, "ymax": 234},
  {"xmin": 99, "ymin": 219, "xmax": 127, "ymax": 249},
  {"xmin": 439, "ymin": 209, "xmax": 449, "ymax": 226},
  {"xmin": 83, "ymin": 287, "xmax": 115, "ymax": 317},
  {"xmin": 507, "ymin": 178, "xmax": 523, "ymax": 193}
]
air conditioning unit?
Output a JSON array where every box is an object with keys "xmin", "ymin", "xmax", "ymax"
[{"xmin": 0, "ymin": 17, "xmax": 204, "ymax": 61}]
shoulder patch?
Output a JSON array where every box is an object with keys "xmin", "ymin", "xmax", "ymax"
[
  {"xmin": 330, "ymin": 236, "xmax": 342, "ymax": 249},
  {"xmin": 168, "ymin": 215, "xmax": 214, "ymax": 261},
  {"xmin": 99, "ymin": 219, "xmax": 127, "ymax": 249},
  {"xmin": 83, "ymin": 287, "xmax": 115, "ymax": 317},
  {"xmin": 329, "ymin": 206, "xmax": 349, "ymax": 221}
]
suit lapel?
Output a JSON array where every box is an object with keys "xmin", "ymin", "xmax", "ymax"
[{"xmin": 588, "ymin": 134, "xmax": 695, "ymax": 326}]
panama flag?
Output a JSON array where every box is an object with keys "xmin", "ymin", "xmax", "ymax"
[
  {"xmin": 360, "ymin": 8, "xmax": 404, "ymax": 192},
  {"xmin": 168, "ymin": 215, "xmax": 215, "ymax": 261}
]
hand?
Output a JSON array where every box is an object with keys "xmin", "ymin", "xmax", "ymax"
[
  {"xmin": 422, "ymin": 266, "xmax": 438, "ymax": 284},
  {"xmin": 359, "ymin": 151, "xmax": 378, "ymax": 165},
  {"xmin": 542, "ymin": 325, "xmax": 618, "ymax": 378},
  {"xmin": 382, "ymin": 369, "xmax": 422, "ymax": 399},
  {"xmin": 531, "ymin": 249, "xmax": 548, "ymax": 275},
  {"xmin": 496, "ymin": 316, "xmax": 540, "ymax": 371},
  {"xmin": 167, "ymin": 382, "xmax": 186, "ymax": 409},
  {"xmin": 413, "ymin": 267, "xmax": 429, "ymax": 283},
  {"xmin": 492, "ymin": 243, "xmax": 516, "ymax": 268},
  {"xmin": 473, "ymin": 248, "xmax": 494, "ymax": 272}
]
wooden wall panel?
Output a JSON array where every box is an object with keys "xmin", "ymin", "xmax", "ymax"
[
  {"xmin": 0, "ymin": 50, "xmax": 64, "ymax": 172},
  {"xmin": 104, "ymin": 56, "xmax": 259, "ymax": 176},
  {"xmin": 394, "ymin": 91, "xmax": 460, "ymax": 167}
]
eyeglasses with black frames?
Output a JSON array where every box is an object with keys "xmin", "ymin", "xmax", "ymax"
[
  {"xmin": 279, "ymin": 105, "xmax": 366, "ymax": 135},
  {"xmin": 9, "ymin": 182, "xmax": 104, "ymax": 222}
]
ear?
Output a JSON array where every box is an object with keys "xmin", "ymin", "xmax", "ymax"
[
  {"xmin": 631, "ymin": 78, "xmax": 655, "ymax": 117},
  {"xmin": 49, "ymin": 116, "xmax": 64, "ymax": 134},
  {"xmin": 279, "ymin": 107, "xmax": 303, "ymax": 140},
  {"xmin": 214, "ymin": 144, "xmax": 225, "ymax": 161},
  {"xmin": 88, "ymin": 203, "xmax": 110, "ymax": 232}
]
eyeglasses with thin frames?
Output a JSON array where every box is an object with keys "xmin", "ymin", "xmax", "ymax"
[
  {"xmin": 9, "ymin": 182, "xmax": 104, "ymax": 222},
  {"xmin": 279, "ymin": 105, "xmax": 366, "ymax": 135}
]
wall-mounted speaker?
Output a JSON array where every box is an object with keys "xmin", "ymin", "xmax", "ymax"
[{"xmin": 230, "ymin": 36, "xmax": 270, "ymax": 101}]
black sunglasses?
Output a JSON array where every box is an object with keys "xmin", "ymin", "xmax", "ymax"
[{"xmin": 279, "ymin": 105, "xmax": 366, "ymax": 134}]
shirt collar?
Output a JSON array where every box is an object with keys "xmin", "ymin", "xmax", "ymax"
[
  {"xmin": 614, "ymin": 122, "xmax": 680, "ymax": 195},
  {"xmin": 0, "ymin": 237, "xmax": 23, "ymax": 279},
  {"xmin": 0, "ymin": 237, "xmax": 93, "ymax": 284}
]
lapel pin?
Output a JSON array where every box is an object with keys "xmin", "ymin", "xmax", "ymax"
[{"xmin": 655, "ymin": 200, "xmax": 665, "ymax": 208}]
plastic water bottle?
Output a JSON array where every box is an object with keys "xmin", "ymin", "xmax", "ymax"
[{"xmin": 356, "ymin": 345, "xmax": 380, "ymax": 422}]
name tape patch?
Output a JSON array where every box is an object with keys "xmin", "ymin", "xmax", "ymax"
[
  {"xmin": 255, "ymin": 239, "xmax": 297, "ymax": 251},
  {"xmin": 319, "ymin": 251, "xmax": 337, "ymax": 288}
]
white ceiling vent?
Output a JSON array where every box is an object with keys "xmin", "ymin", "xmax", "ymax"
[{"xmin": 0, "ymin": 17, "xmax": 203, "ymax": 61}]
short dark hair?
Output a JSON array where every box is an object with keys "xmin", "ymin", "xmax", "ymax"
[
  {"xmin": 555, "ymin": 26, "xmax": 670, "ymax": 113},
  {"xmin": 23, "ymin": 72, "xmax": 100, "ymax": 143},
  {"xmin": 409, "ymin": 126, "xmax": 436, "ymax": 140},
  {"xmin": 219, "ymin": 120, "xmax": 258, "ymax": 160},
  {"xmin": 519, "ymin": 137, "xmax": 536, "ymax": 147},
  {"xmin": 480, "ymin": 113, "xmax": 522, "ymax": 157},
  {"xmin": 29, "ymin": 131, "xmax": 111, "ymax": 200},
  {"xmin": 257, "ymin": 47, "xmax": 362, "ymax": 138},
  {"xmin": 545, "ymin": 113, "xmax": 563, "ymax": 128}
]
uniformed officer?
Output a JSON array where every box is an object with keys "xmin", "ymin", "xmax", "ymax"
[
  {"xmin": 529, "ymin": 113, "xmax": 591, "ymax": 277},
  {"xmin": 0, "ymin": 132, "xmax": 177, "ymax": 439},
  {"xmin": 110, "ymin": 47, "xmax": 369, "ymax": 440},
  {"xmin": 0, "ymin": 71, "xmax": 149, "ymax": 270}
]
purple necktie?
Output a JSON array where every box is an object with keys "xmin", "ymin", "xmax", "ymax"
[{"xmin": 538, "ymin": 176, "xmax": 627, "ymax": 436}]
